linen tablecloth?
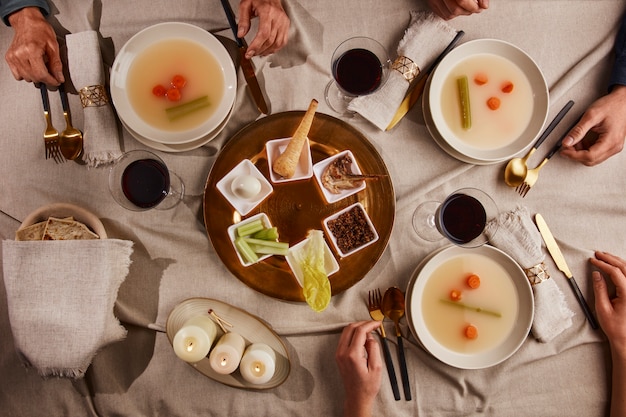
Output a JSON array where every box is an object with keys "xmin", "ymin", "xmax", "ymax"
[{"xmin": 1, "ymin": 0, "xmax": 625, "ymax": 416}]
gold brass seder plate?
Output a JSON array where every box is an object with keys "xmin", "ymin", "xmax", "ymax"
[{"xmin": 203, "ymin": 111, "xmax": 395, "ymax": 302}]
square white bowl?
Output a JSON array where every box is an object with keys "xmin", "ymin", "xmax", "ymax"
[
  {"xmin": 216, "ymin": 159, "xmax": 273, "ymax": 216},
  {"xmin": 286, "ymin": 236, "xmax": 340, "ymax": 287},
  {"xmin": 265, "ymin": 137, "xmax": 313, "ymax": 183},
  {"xmin": 227, "ymin": 213, "xmax": 273, "ymax": 267},
  {"xmin": 323, "ymin": 202, "xmax": 379, "ymax": 258},
  {"xmin": 313, "ymin": 150, "xmax": 366, "ymax": 204}
]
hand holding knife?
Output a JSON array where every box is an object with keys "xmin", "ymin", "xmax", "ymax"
[
  {"xmin": 219, "ymin": 0, "xmax": 269, "ymax": 114},
  {"xmin": 535, "ymin": 213, "xmax": 599, "ymax": 329}
]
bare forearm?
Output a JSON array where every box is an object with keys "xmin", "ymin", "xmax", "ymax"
[{"xmin": 610, "ymin": 349, "xmax": 626, "ymax": 417}]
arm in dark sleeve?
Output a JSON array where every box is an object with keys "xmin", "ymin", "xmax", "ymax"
[
  {"xmin": 0, "ymin": 0, "xmax": 50, "ymax": 26},
  {"xmin": 609, "ymin": 14, "xmax": 626, "ymax": 89}
]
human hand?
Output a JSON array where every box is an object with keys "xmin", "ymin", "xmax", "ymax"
[
  {"xmin": 427, "ymin": 0, "xmax": 489, "ymax": 20},
  {"xmin": 560, "ymin": 85, "xmax": 626, "ymax": 166},
  {"xmin": 591, "ymin": 251, "xmax": 626, "ymax": 357},
  {"xmin": 237, "ymin": 0, "xmax": 290, "ymax": 59},
  {"xmin": 5, "ymin": 7, "xmax": 64, "ymax": 86},
  {"xmin": 335, "ymin": 321, "xmax": 382, "ymax": 417}
]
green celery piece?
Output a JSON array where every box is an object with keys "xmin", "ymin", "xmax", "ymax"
[
  {"xmin": 439, "ymin": 299, "xmax": 501, "ymax": 318},
  {"xmin": 252, "ymin": 226, "xmax": 279, "ymax": 241},
  {"xmin": 236, "ymin": 219, "xmax": 264, "ymax": 237},
  {"xmin": 165, "ymin": 95, "xmax": 210, "ymax": 121},
  {"xmin": 235, "ymin": 237, "xmax": 258, "ymax": 264}
]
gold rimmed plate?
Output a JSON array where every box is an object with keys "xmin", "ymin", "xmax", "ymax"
[
  {"xmin": 166, "ymin": 298, "xmax": 290, "ymax": 389},
  {"xmin": 203, "ymin": 111, "xmax": 395, "ymax": 301}
]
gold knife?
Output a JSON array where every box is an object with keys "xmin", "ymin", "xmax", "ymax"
[
  {"xmin": 220, "ymin": 0, "xmax": 269, "ymax": 114},
  {"xmin": 535, "ymin": 213, "xmax": 599, "ymax": 329},
  {"xmin": 385, "ymin": 30, "xmax": 465, "ymax": 131}
]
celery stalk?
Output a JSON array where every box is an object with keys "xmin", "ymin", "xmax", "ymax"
[{"xmin": 165, "ymin": 95, "xmax": 210, "ymax": 121}]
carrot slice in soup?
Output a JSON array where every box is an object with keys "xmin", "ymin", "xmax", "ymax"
[
  {"xmin": 474, "ymin": 73, "xmax": 488, "ymax": 86},
  {"xmin": 501, "ymin": 81, "xmax": 514, "ymax": 93},
  {"xmin": 152, "ymin": 85, "xmax": 167, "ymax": 97},
  {"xmin": 171, "ymin": 74, "xmax": 187, "ymax": 89},
  {"xmin": 465, "ymin": 324, "xmax": 478, "ymax": 339},
  {"xmin": 166, "ymin": 87, "xmax": 182, "ymax": 102},
  {"xmin": 466, "ymin": 274, "xmax": 481, "ymax": 289},
  {"xmin": 450, "ymin": 289, "xmax": 463, "ymax": 301},
  {"xmin": 487, "ymin": 97, "xmax": 500, "ymax": 110}
]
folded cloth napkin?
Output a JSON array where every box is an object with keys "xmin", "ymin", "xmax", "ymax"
[
  {"xmin": 348, "ymin": 11, "xmax": 458, "ymax": 130},
  {"xmin": 66, "ymin": 30, "xmax": 122, "ymax": 167},
  {"xmin": 2, "ymin": 239, "xmax": 133, "ymax": 378},
  {"xmin": 485, "ymin": 206, "xmax": 574, "ymax": 343}
]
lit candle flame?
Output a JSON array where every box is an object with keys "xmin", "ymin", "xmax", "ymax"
[
  {"xmin": 220, "ymin": 357, "xmax": 228, "ymax": 367},
  {"xmin": 253, "ymin": 361, "xmax": 265, "ymax": 376},
  {"xmin": 186, "ymin": 338, "xmax": 195, "ymax": 352}
]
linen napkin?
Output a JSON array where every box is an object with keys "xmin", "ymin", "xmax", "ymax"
[
  {"xmin": 348, "ymin": 11, "xmax": 458, "ymax": 130},
  {"xmin": 66, "ymin": 30, "xmax": 122, "ymax": 167},
  {"xmin": 485, "ymin": 206, "xmax": 574, "ymax": 343},
  {"xmin": 2, "ymin": 239, "xmax": 133, "ymax": 378}
]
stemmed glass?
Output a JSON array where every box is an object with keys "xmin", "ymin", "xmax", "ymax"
[
  {"xmin": 109, "ymin": 149, "xmax": 184, "ymax": 211},
  {"xmin": 324, "ymin": 36, "xmax": 390, "ymax": 114},
  {"xmin": 412, "ymin": 188, "xmax": 498, "ymax": 248}
]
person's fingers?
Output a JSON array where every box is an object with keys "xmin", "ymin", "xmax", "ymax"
[{"xmin": 592, "ymin": 271, "xmax": 613, "ymax": 319}]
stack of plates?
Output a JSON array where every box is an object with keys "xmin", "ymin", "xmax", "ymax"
[
  {"xmin": 110, "ymin": 22, "xmax": 237, "ymax": 152},
  {"xmin": 424, "ymin": 39, "xmax": 549, "ymax": 165}
]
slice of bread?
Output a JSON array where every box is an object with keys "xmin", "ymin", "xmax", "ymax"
[{"xmin": 42, "ymin": 217, "xmax": 100, "ymax": 240}]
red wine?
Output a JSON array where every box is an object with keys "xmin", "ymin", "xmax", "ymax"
[
  {"xmin": 333, "ymin": 48, "xmax": 383, "ymax": 95},
  {"xmin": 438, "ymin": 193, "xmax": 486, "ymax": 244},
  {"xmin": 121, "ymin": 159, "xmax": 170, "ymax": 208}
]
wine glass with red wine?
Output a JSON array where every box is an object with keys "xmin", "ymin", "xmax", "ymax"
[
  {"xmin": 325, "ymin": 36, "xmax": 390, "ymax": 114},
  {"xmin": 412, "ymin": 188, "xmax": 498, "ymax": 248},
  {"xmin": 109, "ymin": 150, "xmax": 184, "ymax": 211}
]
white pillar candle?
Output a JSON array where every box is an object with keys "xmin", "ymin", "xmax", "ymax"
[
  {"xmin": 172, "ymin": 315, "xmax": 217, "ymax": 363},
  {"xmin": 239, "ymin": 343, "xmax": 276, "ymax": 384},
  {"xmin": 209, "ymin": 332, "xmax": 246, "ymax": 374}
]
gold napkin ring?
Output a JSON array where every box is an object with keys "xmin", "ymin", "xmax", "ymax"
[
  {"xmin": 79, "ymin": 85, "xmax": 110, "ymax": 108},
  {"xmin": 524, "ymin": 262, "xmax": 550, "ymax": 286},
  {"xmin": 392, "ymin": 56, "xmax": 420, "ymax": 83}
]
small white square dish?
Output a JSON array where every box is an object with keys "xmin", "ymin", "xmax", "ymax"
[
  {"xmin": 286, "ymin": 236, "xmax": 340, "ymax": 287},
  {"xmin": 313, "ymin": 150, "xmax": 366, "ymax": 204},
  {"xmin": 216, "ymin": 159, "xmax": 273, "ymax": 216},
  {"xmin": 265, "ymin": 137, "xmax": 313, "ymax": 183},
  {"xmin": 227, "ymin": 213, "xmax": 273, "ymax": 266},
  {"xmin": 323, "ymin": 202, "xmax": 379, "ymax": 257}
]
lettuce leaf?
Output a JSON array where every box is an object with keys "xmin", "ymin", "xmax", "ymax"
[{"xmin": 296, "ymin": 230, "xmax": 331, "ymax": 312}]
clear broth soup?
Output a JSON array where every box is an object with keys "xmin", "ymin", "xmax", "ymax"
[
  {"xmin": 127, "ymin": 38, "xmax": 224, "ymax": 132},
  {"xmin": 440, "ymin": 53, "xmax": 533, "ymax": 149},
  {"xmin": 421, "ymin": 253, "xmax": 518, "ymax": 354}
]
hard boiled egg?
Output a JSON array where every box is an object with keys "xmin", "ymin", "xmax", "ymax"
[{"xmin": 231, "ymin": 175, "xmax": 262, "ymax": 199}]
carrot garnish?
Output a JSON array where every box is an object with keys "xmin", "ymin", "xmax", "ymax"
[
  {"xmin": 474, "ymin": 73, "xmax": 488, "ymax": 86},
  {"xmin": 166, "ymin": 87, "xmax": 182, "ymax": 102},
  {"xmin": 501, "ymin": 81, "xmax": 514, "ymax": 93},
  {"xmin": 487, "ymin": 97, "xmax": 501, "ymax": 110},
  {"xmin": 152, "ymin": 85, "xmax": 167, "ymax": 97},
  {"xmin": 466, "ymin": 274, "xmax": 481, "ymax": 289},
  {"xmin": 171, "ymin": 74, "xmax": 187, "ymax": 89},
  {"xmin": 464, "ymin": 324, "xmax": 478, "ymax": 340},
  {"xmin": 450, "ymin": 289, "xmax": 463, "ymax": 301}
]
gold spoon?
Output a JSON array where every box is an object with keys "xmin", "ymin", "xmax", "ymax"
[
  {"xmin": 382, "ymin": 287, "xmax": 411, "ymax": 401},
  {"xmin": 58, "ymin": 85, "xmax": 84, "ymax": 161},
  {"xmin": 504, "ymin": 100, "xmax": 574, "ymax": 187}
]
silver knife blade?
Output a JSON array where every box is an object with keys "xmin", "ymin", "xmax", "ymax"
[
  {"xmin": 219, "ymin": 0, "xmax": 269, "ymax": 114},
  {"xmin": 535, "ymin": 213, "xmax": 599, "ymax": 329},
  {"xmin": 535, "ymin": 213, "xmax": 573, "ymax": 278}
]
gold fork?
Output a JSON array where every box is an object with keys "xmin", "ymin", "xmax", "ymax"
[
  {"xmin": 39, "ymin": 84, "xmax": 64, "ymax": 163},
  {"xmin": 516, "ymin": 139, "xmax": 562, "ymax": 197},
  {"xmin": 368, "ymin": 289, "xmax": 400, "ymax": 401}
]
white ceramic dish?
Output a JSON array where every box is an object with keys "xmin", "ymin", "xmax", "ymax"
[
  {"xmin": 19, "ymin": 202, "xmax": 107, "ymax": 239},
  {"xmin": 286, "ymin": 236, "xmax": 340, "ymax": 286},
  {"xmin": 166, "ymin": 297, "xmax": 291, "ymax": 389},
  {"xmin": 217, "ymin": 160, "xmax": 273, "ymax": 216},
  {"xmin": 227, "ymin": 213, "xmax": 274, "ymax": 266},
  {"xmin": 110, "ymin": 22, "xmax": 237, "ymax": 145},
  {"xmin": 405, "ymin": 245, "xmax": 534, "ymax": 370},
  {"xmin": 122, "ymin": 100, "xmax": 234, "ymax": 153},
  {"xmin": 323, "ymin": 202, "xmax": 379, "ymax": 257},
  {"xmin": 427, "ymin": 38, "xmax": 549, "ymax": 164},
  {"xmin": 313, "ymin": 150, "xmax": 366, "ymax": 204},
  {"xmin": 265, "ymin": 137, "xmax": 314, "ymax": 183}
]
